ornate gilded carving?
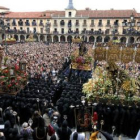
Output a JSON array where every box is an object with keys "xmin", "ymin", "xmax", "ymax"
[
  {"xmin": 135, "ymin": 48, "xmax": 140, "ymax": 63},
  {"xmin": 94, "ymin": 47, "xmax": 106, "ymax": 61},
  {"xmin": 121, "ymin": 48, "xmax": 134, "ymax": 63}
]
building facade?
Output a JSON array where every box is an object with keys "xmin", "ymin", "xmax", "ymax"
[{"xmin": 0, "ymin": 0, "xmax": 140, "ymax": 43}]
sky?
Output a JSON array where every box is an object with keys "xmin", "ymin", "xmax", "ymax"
[{"xmin": 0, "ymin": 0, "xmax": 140, "ymax": 12}]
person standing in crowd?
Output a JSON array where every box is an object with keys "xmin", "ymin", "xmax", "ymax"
[{"xmin": 57, "ymin": 120, "xmax": 72, "ymax": 140}]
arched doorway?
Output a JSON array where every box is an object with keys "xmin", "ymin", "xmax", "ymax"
[
  {"xmin": 96, "ymin": 36, "xmax": 102, "ymax": 42},
  {"xmin": 40, "ymin": 35, "xmax": 44, "ymax": 42},
  {"xmin": 82, "ymin": 35, "xmax": 87, "ymax": 42},
  {"xmin": 47, "ymin": 35, "xmax": 52, "ymax": 42},
  {"xmin": 104, "ymin": 36, "xmax": 110, "ymax": 42},
  {"xmin": 53, "ymin": 35, "xmax": 58, "ymax": 42},
  {"xmin": 26, "ymin": 34, "xmax": 30, "ymax": 39},
  {"xmin": 137, "ymin": 37, "xmax": 140, "ymax": 43},
  {"xmin": 33, "ymin": 35, "xmax": 38, "ymax": 42},
  {"xmin": 120, "ymin": 37, "xmax": 126, "ymax": 43},
  {"xmin": 67, "ymin": 35, "xmax": 72, "ymax": 43},
  {"xmin": 113, "ymin": 36, "xmax": 118, "ymax": 40},
  {"xmin": 20, "ymin": 35, "xmax": 25, "ymax": 42},
  {"xmin": 14, "ymin": 35, "xmax": 18, "ymax": 41},
  {"xmin": 89, "ymin": 36, "xmax": 95, "ymax": 42},
  {"xmin": 60, "ymin": 35, "xmax": 65, "ymax": 42},
  {"xmin": 129, "ymin": 37, "xmax": 135, "ymax": 44}
]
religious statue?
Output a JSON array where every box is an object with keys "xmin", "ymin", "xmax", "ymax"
[{"xmin": 79, "ymin": 42, "xmax": 87, "ymax": 56}]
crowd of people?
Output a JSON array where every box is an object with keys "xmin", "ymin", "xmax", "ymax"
[{"xmin": 0, "ymin": 42, "xmax": 139, "ymax": 140}]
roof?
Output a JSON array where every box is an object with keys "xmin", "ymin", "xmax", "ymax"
[
  {"xmin": 76, "ymin": 9, "xmax": 139, "ymax": 18},
  {"xmin": 4, "ymin": 9, "xmax": 140, "ymax": 19},
  {"xmin": 5, "ymin": 12, "xmax": 51, "ymax": 18},
  {"xmin": 0, "ymin": 6, "xmax": 9, "ymax": 10}
]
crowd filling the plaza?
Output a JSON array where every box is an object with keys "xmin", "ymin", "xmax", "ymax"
[{"xmin": 0, "ymin": 41, "xmax": 139, "ymax": 140}]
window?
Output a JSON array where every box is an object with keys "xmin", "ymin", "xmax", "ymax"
[
  {"xmin": 76, "ymin": 20, "xmax": 79, "ymax": 26},
  {"xmin": 33, "ymin": 28, "xmax": 36, "ymax": 33},
  {"xmin": 68, "ymin": 20, "xmax": 72, "ymax": 27},
  {"xmin": 27, "ymin": 27, "xmax": 29, "ymax": 33},
  {"xmin": 91, "ymin": 20, "xmax": 94, "ymax": 24},
  {"xmin": 69, "ymin": 12, "xmax": 71, "ymax": 17},
  {"xmin": 40, "ymin": 28, "xmax": 43, "ymax": 33},
  {"xmin": 54, "ymin": 28, "xmax": 57, "ymax": 32},
  {"xmin": 114, "ymin": 20, "xmax": 119, "ymax": 26},
  {"xmin": 60, "ymin": 20, "xmax": 65, "ymax": 26},
  {"xmin": 107, "ymin": 20, "xmax": 110, "ymax": 25},
  {"xmin": 20, "ymin": 27, "xmax": 23, "ymax": 30},
  {"xmin": 76, "ymin": 28, "xmax": 79, "ymax": 33},
  {"xmin": 84, "ymin": 20, "xmax": 86, "ymax": 24},
  {"xmin": 61, "ymin": 28, "xmax": 64, "ymax": 34},
  {"xmin": 98, "ymin": 20, "xmax": 102, "ymax": 26},
  {"xmin": 54, "ymin": 20, "xmax": 57, "ymax": 25}
]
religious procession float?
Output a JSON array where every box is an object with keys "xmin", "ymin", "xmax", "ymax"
[
  {"xmin": 0, "ymin": 47, "xmax": 28, "ymax": 95},
  {"xmin": 82, "ymin": 41, "xmax": 140, "ymax": 105},
  {"xmin": 2, "ymin": 37, "xmax": 16, "ymax": 45}
]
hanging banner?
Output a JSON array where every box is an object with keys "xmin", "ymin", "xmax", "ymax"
[
  {"xmin": 121, "ymin": 48, "xmax": 134, "ymax": 63},
  {"xmin": 94, "ymin": 47, "xmax": 106, "ymax": 61},
  {"xmin": 107, "ymin": 47, "xmax": 120, "ymax": 62},
  {"xmin": 135, "ymin": 48, "xmax": 140, "ymax": 63}
]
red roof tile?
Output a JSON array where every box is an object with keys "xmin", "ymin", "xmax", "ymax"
[
  {"xmin": 76, "ymin": 9, "xmax": 139, "ymax": 18},
  {"xmin": 4, "ymin": 9, "xmax": 140, "ymax": 19}
]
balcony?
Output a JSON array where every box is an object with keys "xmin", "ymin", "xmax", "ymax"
[
  {"xmin": 137, "ymin": 22, "xmax": 140, "ymax": 27},
  {"xmin": 32, "ymin": 22, "xmax": 37, "ymax": 26},
  {"xmin": 113, "ymin": 24, "xmax": 119, "ymax": 27},
  {"xmin": 39, "ymin": 23, "xmax": 44, "ymax": 26},
  {"xmin": 98, "ymin": 24, "xmax": 103, "ymax": 27},
  {"xmin": 53, "ymin": 31, "xmax": 59, "ymax": 34},
  {"xmin": 12, "ymin": 22, "xmax": 16, "ymax": 26},
  {"xmin": 83, "ymin": 24, "xmax": 87, "ymax": 27},
  {"xmin": 122, "ymin": 22, "xmax": 127, "ymax": 27},
  {"xmin": 18, "ymin": 30, "xmax": 26, "ymax": 34},
  {"xmin": 68, "ymin": 24, "xmax": 72, "ymax": 27},
  {"xmin": 128, "ymin": 22, "xmax": 135, "ymax": 27},
  {"xmin": 90, "ymin": 24, "xmax": 94, "ymax": 27},
  {"xmin": 25, "ymin": 22, "xmax": 30, "ymax": 26},
  {"xmin": 53, "ymin": 23, "xmax": 58, "ymax": 27},
  {"xmin": 73, "ymin": 31, "xmax": 79, "ymax": 34},
  {"xmin": 106, "ymin": 24, "xmax": 111, "ymax": 27},
  {"xmin": 75, "ymin": 23, "xmax": 79, "ymax": 26},
  {"xmin": 18, "ymin": 22, "xmax": 23, "ymax": 26}
]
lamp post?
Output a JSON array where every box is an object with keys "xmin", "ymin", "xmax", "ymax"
[
  {"xmin": 128, "ymin": 13, "xmax": 135, "ymax": 45},
  {"xmin": 0, "ymin": 12, "xmax": 9, "ymax": 54}
]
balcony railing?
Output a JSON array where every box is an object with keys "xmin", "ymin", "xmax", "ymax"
[
  {"xmin": 68, "ymin": 24, "xmax": 72, "ymax": 27},
  {"xmin": 32, "ymin": 23, "xmax": 37, "ymax": 26},
  {"xmin": 106, "ymin": 24, "xmax": 111, "ymax": 27},
  {"xmin": 83, "ymin": 24, "xmax": 87, "ymax": 27},
  {"xmin": 12, "ymin": 23, "xmax": 16, "ymax": 26},
  {"xmin": 53, "ymin": 31, "xmax": 59, "ymax": 34},
  {"xmin": 90, "ymin": 24, "xmax": 94, "ymax": 27},
  {"xmin": 25, "ymin": 22, "xmax": 30, "ymax": 26},
  {"xmin": 98, "ymin": 24, "xmax": 103, "ymax": 27},
  {"xmin": 39, "ymin": 23, "xmax": 44, "ymax": 26},
  {"xmin": 75, "ymin": 23, "xmax": 79, "ymax": 26},
  {"xmin": 53, "ymin": 23, "xmax": 58, "ymax": 27}
]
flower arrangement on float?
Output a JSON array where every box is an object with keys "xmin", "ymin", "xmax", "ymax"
[
  {"xmin": 83, "ymin": 62, "xmax": 140, "ymax": 101},
  {"xmin": 0, "ymin": 57, "xmax": 28, "ymax": 94}
]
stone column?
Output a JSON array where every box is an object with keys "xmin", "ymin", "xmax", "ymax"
[
  {"xmin": 51, "ymin": 35, "xmax": 53, "ymax": 43},
  {"xmin": 58, "ymin": 35, "xmax": 60, "ymax": 42}
]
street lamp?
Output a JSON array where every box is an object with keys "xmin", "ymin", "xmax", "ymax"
[
  {"xmin": 128, "ymin": 13, "xmax": 135, "ymax": 44},
  {"xmin": 0, "ymin": 12, "xmax": 9, "ymax": 54}
]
